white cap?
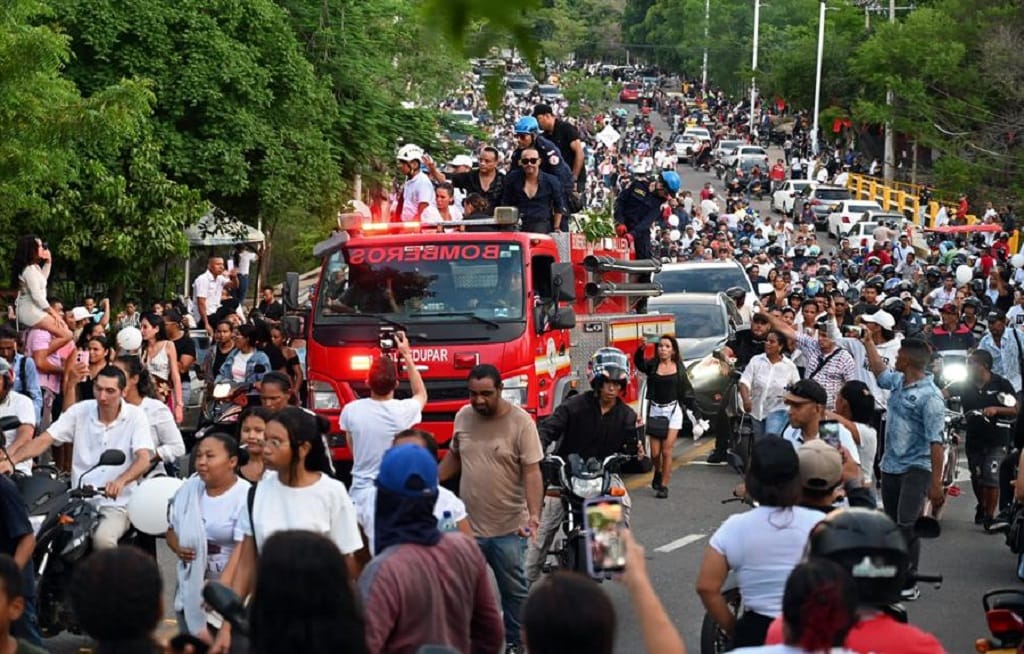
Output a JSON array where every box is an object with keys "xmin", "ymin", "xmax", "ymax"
[
  {"xmin": 116, "ymin": 327, "xmax": 143, "ymax": 353},
  {"xmin": 69, "ymin": 307, "xmax": 90, "ymax": 322},
  {"xmin": 861, "ymin": 310, "xmax": 895, "ymax": 330},
  {"xmin": 449, "ymin": 154, "xmax": 474, "ymax": 168}
]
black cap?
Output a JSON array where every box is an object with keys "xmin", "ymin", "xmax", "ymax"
[
  {"xmin": 749, "ymin": 437, "xmax": 801, "ymax": 484},
  {"xmin": 988, "ymin": 310, "xmax": 1007, "ymax": 323},
  {"xmin": 533, "ymin": 103, "xmax": 554, "ymax": 117},
  {"xmin": 784, "ymin": 379, "xmax": 828, "ymax": 406}
]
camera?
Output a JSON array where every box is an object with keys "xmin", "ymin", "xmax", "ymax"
[
  {"xmin": 844, "ymin": 325, "xmax": 864, "ymax": 338},
  {"xmin": 378, "ymin": 325, "xmax": 397, "ymax": 353}
]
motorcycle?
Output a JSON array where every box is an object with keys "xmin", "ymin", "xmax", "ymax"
[
  {"xmin": 976, "ymin": 590, "xmax": 1024, "ymax": 653},
  {"xmin": 540, "ymin": 452, "xmax": 633, "ymax": 578}
]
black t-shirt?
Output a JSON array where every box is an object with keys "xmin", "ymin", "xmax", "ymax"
[
  {"xmin": 258, "ymin": 300, "xmax": 284, "ymax": 321},
  {"xmin": 538, "ymin": 391, "xmax": 638, "ymax": 461},
  {"xmin": 172, "ymin": 335, "xmax": 197, "ymax": 366},
  {"xmin": 727, "ymin": 329, "xmax": 766, "ymax": 368},
  {"xmin": 449, "ymin": 170, "xmax": 506, "ymax": 215},
  {"xmin": 548, "ymin": 119, "xmax": 583, "ymax": 176},
  {"xmin": 954, "ymin": 374, "xmax": 1016, "ymax": 450},
  {"xmin": 0, "ymin": 475, "xmax": 34, "ymax": 596},
  {"xmin": 263, "ymin": 344, "xmax": 288, "ymax": 372},
  {"xmin": 211, "ymin": 346, "xmax": 232, "ymax": 379}
]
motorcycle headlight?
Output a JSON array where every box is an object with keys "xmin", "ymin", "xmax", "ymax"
[
  {"xmin": 570, "ymin": 476, "xmax": 604, "ymax": 499},
  {"xmin": 501, "ymin": 375, "xmax": 529, "ymax": 407},
  {"xmin": 691, "ymin": 357, "xmax": 724, "ymax": 380},
  {"xmin": 943, "ymin": 363, "xmax": 967, "ymax": 384}
]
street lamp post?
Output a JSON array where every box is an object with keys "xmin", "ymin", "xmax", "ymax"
[
  {"xmin": 882, "ymin": 0, "xmax": 895, "ymax": 182},
  {"xmin": 748, "ymin": 0, "xmax": 761, "ymax": 136},
  {"xmin": 701, "ymin": 0, "xmax": 710, "ymax": 91},
  {"xmin": 811, "ymin": 0, "xmax": 826, "ymax": 156}
]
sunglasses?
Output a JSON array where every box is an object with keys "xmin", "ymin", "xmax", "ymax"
[{"xmin": 521, "ymin": 158, "xmax": 540, "ymax": 165}]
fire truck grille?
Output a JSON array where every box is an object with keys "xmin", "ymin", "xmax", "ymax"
[{"xmin": 349, "ymin": 380, "xmax": 469, "ymax": 402}]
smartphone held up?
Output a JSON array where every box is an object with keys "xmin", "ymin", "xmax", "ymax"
[{"xmin": 585, "ymin": 496, "xmax": 627, "ymax": 577}]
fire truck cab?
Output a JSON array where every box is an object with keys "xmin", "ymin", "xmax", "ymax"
[{"xmin": 295, "ymin": 213, "xmax": 671, "ymax": 473}]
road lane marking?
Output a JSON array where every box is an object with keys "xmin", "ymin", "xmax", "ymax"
[
  {"xmin": 655, "ymin": 534, "xmax": 705, "ymax": 553},
  {"xmin": 625, "ymin": 440, "xmax": 716, "ymax": 490}
]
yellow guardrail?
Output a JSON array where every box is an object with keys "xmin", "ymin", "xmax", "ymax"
[{"xmin": 844, "ymin": 173, "xmax": 1017, "ymax": 251}]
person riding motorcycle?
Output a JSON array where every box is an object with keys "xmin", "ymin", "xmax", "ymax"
[
  {"xmin": 527, "ymin": 348, "xmax": 640, "ymax": 585},
  {"xmin": 763, "ymin": 508, "xmax": 945, "ymax": 653}
]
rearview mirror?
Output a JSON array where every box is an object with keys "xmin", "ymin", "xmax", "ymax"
[
  {"xmin": 283, "ymin": 272, "xmax": 300, "ymax": 310},
  {"xmin": 550, "ymin": 262, "xmax": 576, "ymax": 303},
  {"xmin": 549, "ymin": 307, "xmax": 576, "ymax": 330},
  {"xmin": 0, "ymin": 416, "xmax": 21, "ymax": 432},
  {"xmin": 98, "ymin": 449, "xmax": 127, "ymax": 467}
]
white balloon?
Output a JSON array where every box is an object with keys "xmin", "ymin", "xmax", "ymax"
[
  {"xmin": 955, "ymin": 264, "xmax": 973, "ymax": 285},
  {"xmin": 670, "ymin": 229, "xmax": 681, "ymax": 241},
  {"xmin": 128, "ymin": 477, "xmax": 184, "ymax": 535},
  {"xmin": 668, "ymin": 215, "xmax": 680, "ymax": 228},
  {"xmin": 1012, "ymin": 254, "xmax": 1024, "ymax": 269}
]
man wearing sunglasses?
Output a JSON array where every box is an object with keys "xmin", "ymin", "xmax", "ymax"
[
  {"xmin": 500, "ymin": 147, "xmax": 567, "ymax": 234},
  {"xmin": 509, "ymin": 116, "xmax": 575, "ymax": 221}
]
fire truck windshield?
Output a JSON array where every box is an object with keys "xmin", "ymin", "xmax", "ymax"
[{"xmin": 317, "ymin": 242, "xmax": 525, "ymax": 324}]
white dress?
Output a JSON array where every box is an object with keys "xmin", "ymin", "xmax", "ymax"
[{"xmin": 15, "ymin": 262, "xmax": 51, "ymax": 327}]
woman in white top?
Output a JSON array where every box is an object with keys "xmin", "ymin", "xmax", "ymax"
[
  {"xmin": 740, "ymin": 329, "xmax": 801, "ymax": 440},
  {"xmin": 139, "ymin": 312, "xmax": 183, "ymax": 424},
  {"xmin": 212, "ymin": 407, "xmax": 363, "ymax": 654},
  {"xmin": 832, "ymin": 381, "xmax": 878, "ymax": 486},
  {"xmin": 167, "ymin": 432, "xmax": 250, "ymax": 636},
  {"xmin": 697, "ymin": 437, "xmax": 824, "ymax": 648},
  {"xmin": 113, "ymin": 354, "xmax": 186, "ymax": 475},
  {"xmin": 12, "ymin": 235, "xmax": 72, "ymax": 338},
  {"xmin": 421, "ymin": 182, "xmax": 463, "ymax": 232},
  {"xmin": 732, "ymin": 559, "xmax": 859, "ymax": 654}
]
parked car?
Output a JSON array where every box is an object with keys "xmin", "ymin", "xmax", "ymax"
[
  {"xmin": 619, "ymin": 82, "xmax": 641, "ymax": 103},
  {"xmin": 713, "ymin": 139, "xmax": 745, "ymax": 161},
  {"xmin": 506, "ymin": 79, "xmax": 533, "ymax": 96},
  {"xmin": 845, "ymin": 221, "xmax": 881, "ymax": 251},
  {"xmin": 827, "ymin": 200, "xmax": 884, "ymax": 239},
  {"xmin": 805, "ymin": 185, "xmax": 853, "ymax": 230},
  {"xmin": 771, "ymin": 179, "xmax": 817, "ymax": 214},
  {"xmin": 723, "ymin": 145, "xmax": 769, "ymax": 171},
  {"xmin": 861, "ymin": 210, "xmax": 908, "ymax": 229}
]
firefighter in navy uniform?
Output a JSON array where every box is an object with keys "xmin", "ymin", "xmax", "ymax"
[
  {"xmin": 510, "ymin": 116, "xmax": 576, "ymax": 222},
  {"xmin": 614, "ymin": 170, "xmax": 681, "ymax": 313}
]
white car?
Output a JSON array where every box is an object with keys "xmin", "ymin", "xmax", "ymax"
[
  {"xmin": 683, "ymin": 127, "xmax": 712, "ymax": 146},
  {"xmin": 862, "ymin": 210, "xmax": 907, "ymax": 229},
  {"xmin": 771, "ymin": 179, "xmax": 817, "ymax": 214},
  {"xmin": 724, "ymin": 145, "xmax": 769, "ymax": 170},
  {"xmin": 827, "ymin": 200, "xmax": 884, "ymax": 238},
  {"xmin": 713, "ymin": 139, "xmax": 745, "ymax": 161},
  {"xmin": 673, "ymin": 134, "xmax": 702, "ymax": 160},
  {"xmin": 844, "ymin": 221, "xmax": 880, "ymax": 251}
]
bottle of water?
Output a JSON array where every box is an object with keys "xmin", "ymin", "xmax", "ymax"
[{"xmin": 439, "ymin": 510, "xmax": 458, "ymax": 533}]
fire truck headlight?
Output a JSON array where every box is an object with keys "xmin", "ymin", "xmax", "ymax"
[
  {"xmin": 310, "ymin": 380, "xmax": 341, "ymax": 411},
  {"xmin": 501, "ymin": 375, "xmax": 529, "ymax": 407}
]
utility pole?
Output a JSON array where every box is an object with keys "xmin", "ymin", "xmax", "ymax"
[
  {"xmin": 748, "ymin": 0, "xmax": 761, "ymax": 135},
  {"xmin": 811, "ymin": 1, "xmax": 826, "ymax": 157},
  {"xmin": 701, "ymin": 0, "xmax": 710, "ymax": 91},
  {"xmin": 882, "ymin": 0, "xmax": 895, "ymax": 182}
]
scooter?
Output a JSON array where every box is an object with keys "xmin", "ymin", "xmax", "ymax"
[{"xmin": 975, "ymin": 590, "xmax": 1024, "ymax": 653}]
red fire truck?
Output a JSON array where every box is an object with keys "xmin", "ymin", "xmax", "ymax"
[{"xmin": 291, "ymin": 214, "xmax": 672, "ymax": 471}]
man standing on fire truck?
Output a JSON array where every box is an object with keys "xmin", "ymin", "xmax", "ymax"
[{"xmin": 614, "ymin": 170, "xmax": 681, "ymax": 313}]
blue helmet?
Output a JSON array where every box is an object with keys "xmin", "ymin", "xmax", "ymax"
[
  {"xmin": 660, "ymin": 170, "xmax": 681, "ymax": 193},
  {"xmin": 514, "ymin": 116, "xmax": 540, "ymax": 134}
]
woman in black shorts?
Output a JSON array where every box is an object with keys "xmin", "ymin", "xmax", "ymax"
[{"xmin": 635, "ymin": 335, "xmax": 699, "ymax": 498}]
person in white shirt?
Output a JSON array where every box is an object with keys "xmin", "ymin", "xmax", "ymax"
[
  {"xmin": 396, "ymin": 144, "xmax": 435, "ymax": 222},
  {"xmin": 192, "ymin": 256, "xmax": 236, "ymax": 334},
  {"xmin": 212, "ymin": 406, "xmax": 364, "ymax": 654},
  {"xmin": 0, "ymin": 357, "xmax": 37, "ymax": 476},
  {"xmin": 355, "ymin": 429, "xmax": 470, "ymax": 555},
  {"xmin": 739, "ymin": 331, "xmax": 801, "ymax": 440},
  {"xmin": 341, "ymin": 332, "xmax": 427, "ymax": 524},
  {"xmin": 697, "ymin": 437, "xmax": 824, "ymax": 647},
  {"xmin": 0, "ymin": 366, "xmax": 154, "ymax": 549},
  {"xmin": 233, "ymin": 245, "xmax": 259, "ymax": 303},
  {"xmin": 780, "ymin": 380, "xmax": 861, "ymax": 468},
  {"xmin": 1006, "ymin": 290, "xmax": 1024, "ymax": 330},
  {"xmin": 826, "ymin": 309, "xmax": 902, "ymax": 412}
]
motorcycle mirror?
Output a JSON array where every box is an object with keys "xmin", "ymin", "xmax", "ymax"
[
  {"xmin": 0, "ymin": 416, "xmax": 21, "ymax": 432},
  {"xmin": 203, "ymin": 582, "xmax": 250, "ymax": 637},
  {"xmin": 98, "ymin": 449, "xmax": 127, "ymax": 467},
  {"xmin": 914, "ymin": 515, "xmax": 942, "ymax": 539},
  {"xmin": 212, "ymin": 382, "xmax": 233, "ymax": 400},
  {"xmin": 999, "ymin": 392, "xmax": 1017, "ymax": 408}
]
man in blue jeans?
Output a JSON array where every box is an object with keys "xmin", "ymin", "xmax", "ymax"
[
  {"xmin": 863, "ymin": 335, "xmax": 945, "ymax": 601},
  {"xmin": 440, "ymin": 365, "xmax": 544, "ymax": 654}
]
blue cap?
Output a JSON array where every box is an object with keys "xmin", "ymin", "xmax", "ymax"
[{"xmin": 376, "ymin": 444, "xmax": 438, "ymax": 498}]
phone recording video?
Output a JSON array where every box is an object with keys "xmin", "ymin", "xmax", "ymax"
[
  {"xmin": 76, "ymin": 349, "xmax": 89, "ymax": 366},
  {"xmin": 818, "ymin": 419, "xmax": 841, "ymax": 448},
  {"xmin": 584, "ymin": 497, "xmax": 627, "ymax": 576}
]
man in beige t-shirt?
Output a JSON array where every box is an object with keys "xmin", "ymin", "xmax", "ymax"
[{"xmin": 440, "ymin": 364, "xmax": 543, "ymax": 654}]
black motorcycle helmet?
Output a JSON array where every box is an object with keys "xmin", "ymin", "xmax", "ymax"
[
  {"xmin": 844, "ymin": 287, "xmax": 861, "ymax": 303},
  {"xmin": 808, "ymin": 508, "xmax": 910, "ymax": 606},
  {"xmin": 865, "ymin": 275, "xmax": 885, "ymax": 292},
  {"xmin": 897, "ymin": 280, "xmax": 916, "ymax": 295},
  {"xmin": 925, "ymin": 266, "xmax": 940, "ymax": 279},
  {"xmin": 963, "ymin": 296, "xmax": 984, "ymax": 312},
  {"xmin": 880, "ymin": 264, "xmax": 896, "ymax": 278},
  {"xmin": 971, "ymin": 278, "xmax": 986, "ymax": 294},
  {"xmin": 881, "ymin": 296, "xmax": 904, "ymax": 316},
  {"xmin": 586, "ymin": 347, "xmax": 630, "ymax": 392},
  {"xmin": 845, "ymin": 263, "xmax": 860, "ymax": 279},
  {"xmin": 951, "ymin": 254, "xmax": 968, "ymax": 269}
]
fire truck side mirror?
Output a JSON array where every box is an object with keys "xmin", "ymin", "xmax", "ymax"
[
  {"xmin": 549, "ymin": 307, "xmax": 576, "ymax": 330},
  {"xmin": 283, "ymin": 272, "xmax": 300, "ymax": 310},
  {"xmin": 550, "ymin": 262, "xmax": 576, "ymax": 303}
]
